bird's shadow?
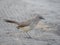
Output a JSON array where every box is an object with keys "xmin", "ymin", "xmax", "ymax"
[{"xmin": 24, "ymin": 37, "xmax": 41, "ymax": 41}]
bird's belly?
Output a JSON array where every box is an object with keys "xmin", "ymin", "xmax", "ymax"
[{"xmin": 20, "ymin": 26, "xmax": 31, "ymax": 32}]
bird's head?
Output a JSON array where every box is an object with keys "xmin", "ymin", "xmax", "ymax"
[{"xmin": 34, "ymin": 13, "xmax": 45, "ymax": 20}]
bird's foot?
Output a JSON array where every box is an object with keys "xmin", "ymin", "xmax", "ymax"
[{"xmin": 24, "ymin": 36, "xmax": 32, "ymax": 39}]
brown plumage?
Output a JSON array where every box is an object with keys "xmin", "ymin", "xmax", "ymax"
[{"xmin": 4, "ymin": 15, "xmax": 44, "ymax": 38}]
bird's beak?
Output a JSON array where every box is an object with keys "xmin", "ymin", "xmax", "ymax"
[{"xmin": 39, "ymin": 16, "xmax": 45, "ymax": 20}]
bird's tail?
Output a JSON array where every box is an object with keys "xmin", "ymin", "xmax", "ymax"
[{"xmin": 4, "ymin": 19, "xmax": 20, "ymax": 25}]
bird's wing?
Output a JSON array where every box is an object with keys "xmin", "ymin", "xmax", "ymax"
[
  {"xmin": 17, "ymin": 16, "xmax": 39, "ymax": 27},
  {"xmin": 16, "ymin": 18, "xmax": 34, "ymax": 29},
  {"xmin": 16, "ymin": 20, "xmax": 31, "ymax": 29}
]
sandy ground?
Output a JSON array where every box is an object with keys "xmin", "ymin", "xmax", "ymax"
[{"xmin": 0, "ymin": 0, "xmax": 60, "ymax": 45}]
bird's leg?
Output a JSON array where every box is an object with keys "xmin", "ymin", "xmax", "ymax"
[{"xmin": 25, "ymin": 32, "xmax": 32, "ymax": 39}]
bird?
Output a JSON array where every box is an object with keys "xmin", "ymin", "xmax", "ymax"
[{"xmin": 4, "ymin": 15, "xmax": 45, "ymax": 38}]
